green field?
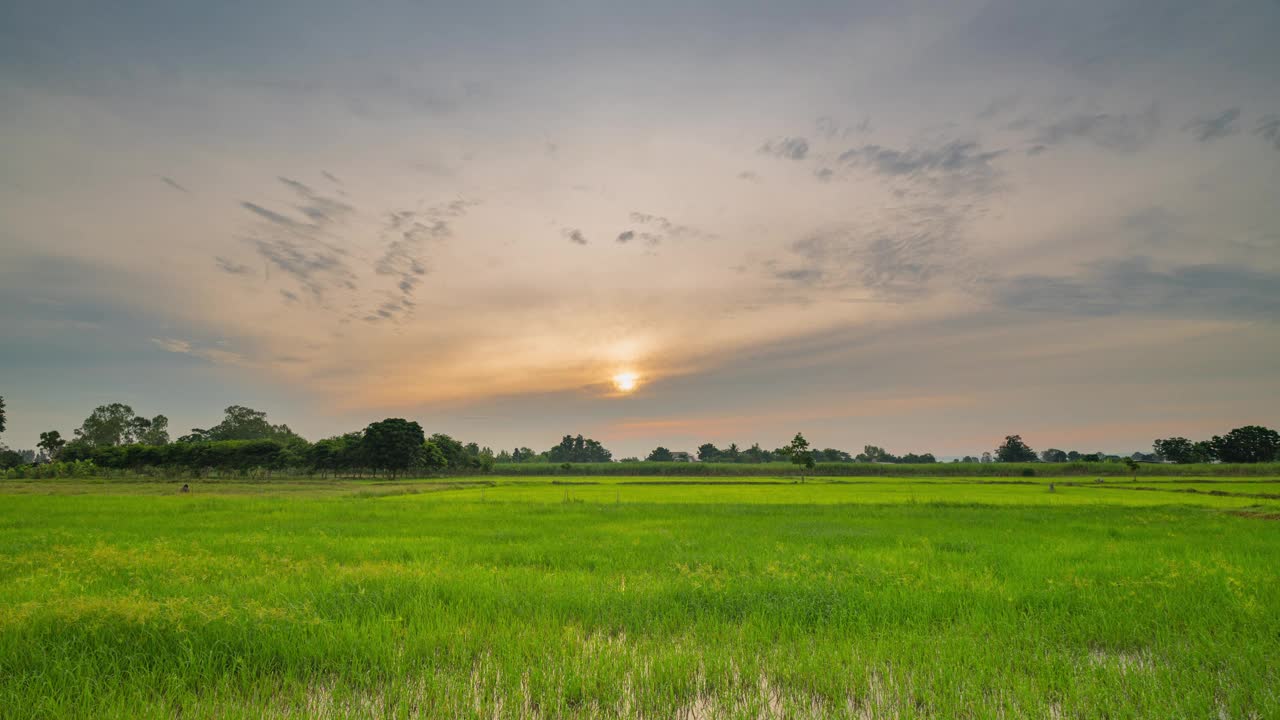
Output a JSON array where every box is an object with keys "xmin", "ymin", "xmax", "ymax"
[{"xmin": 2, "ymin": 477, "xmax": 1278, "ymax": 718}]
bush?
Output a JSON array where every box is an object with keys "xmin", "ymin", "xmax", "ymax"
[{"xmin": 1021, "ymin": 468, "xmax": 1036, "ymax": 477}]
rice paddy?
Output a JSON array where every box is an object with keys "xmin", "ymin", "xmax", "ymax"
[{"xmin": 2, "ymin": 476, "xmax": 1277, "ymax": 718}]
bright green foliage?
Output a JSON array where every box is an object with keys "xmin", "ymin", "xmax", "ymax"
[
  {"xmin": 0, "ymin": 477, "xmax": 1276, "ymax": 718},
  {"xmin": 359, "ymin": 418, "xmax": 426, "ymax": 478}
]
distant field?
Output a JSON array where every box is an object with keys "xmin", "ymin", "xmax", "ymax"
[{"xmin": 2, "ymin": 477, "xmax": 1278, "ymax": 718}]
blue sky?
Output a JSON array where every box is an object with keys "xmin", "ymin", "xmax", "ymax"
[{"xmin": 1, "ymin": 0, "xmax": 1278, "ymax": 457}]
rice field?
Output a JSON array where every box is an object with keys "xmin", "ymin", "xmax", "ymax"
[{"xmin": 1, "ymin": 476, "xmax": 1278, "ymax": 718}]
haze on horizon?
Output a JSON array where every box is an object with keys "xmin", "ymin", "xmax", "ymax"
[{"xmin": 1, "ymin": 0, "xmax": 1278, "ymax": 458}]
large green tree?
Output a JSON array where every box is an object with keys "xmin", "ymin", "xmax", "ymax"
[
  {"xmin": 186, "ymin": 405, "xmax": 301, "ymax": 443},
  {"xmin": 360, "ymin": 418, "xmax": 426, "ymax": 478},
  {"xmin": 72, "ymin": 403, "xmax": 139, "ymax": 447},
  {"xmin": 1209, "ymin": 426, "xmax": 1280, "ymax": 463},
  {"xmin": 995, "ymin": 435, "xmax": 1037, "ymax": 462},
  {"xmin": 37, "ymin": 431, "xmax": 66, "ymax": 460}
]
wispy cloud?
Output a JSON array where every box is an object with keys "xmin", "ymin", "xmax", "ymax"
[
  {"xmin": 1184, "ymin": 108, "xmax": 1240, "ymax": 142},
  {"xmin": 759, "ymin": 136, "xmax": 810, "ymax": 160}
]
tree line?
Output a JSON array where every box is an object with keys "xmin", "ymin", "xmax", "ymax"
[{"xmin": 0, "ymin": 395, "xmax": 1276, "ymax": 477}]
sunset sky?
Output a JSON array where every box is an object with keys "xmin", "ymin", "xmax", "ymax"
[{"xmin": 2, "ymin": 0, "xmax": 1278, "ymax": 457}]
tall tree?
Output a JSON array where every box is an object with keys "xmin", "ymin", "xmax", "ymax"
[
  {"xmin": 782, "ymin": 432, "xmax": 814, "ymax": 480},
  {"xmin": 72, "ymin": 403, "xmax": 138, "ymax": 447},
  {"xmin": 192, "ymin": 405, "xmax": 301, "ymax": 443},
  {"xmin": 360, "ymin": 418, "xmax": 426, "ymax": 478},
  {"xmin": 995, "ymin": 435, "xmax": 1037, "ymax": 462},
  {"xmin": 1209, "ymin": 426, "xmax": 1280, "ymax": 463},
  {"xmin": 0, "ymin": 395, "xmax": 6, "ymax": 435},
  {"xmin": 37, "ymin": 431, "xmax": 66, "ymax": 460}
]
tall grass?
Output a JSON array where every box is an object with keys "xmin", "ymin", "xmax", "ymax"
[
  {"xmin": 494, "ymin": 460, "xmax": 1280, "ymax": 477},
  {"xmin": 0, "ymin": 479, "xmax": 1277, "ymax": 718}
]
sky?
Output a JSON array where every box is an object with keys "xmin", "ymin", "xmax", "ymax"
[{"xmin": 1, "ymin": 0, "xmax": 1278, "ymax": 458}]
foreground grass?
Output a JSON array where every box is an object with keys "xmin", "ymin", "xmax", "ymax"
[{"xmin": 1, "ymin": 478, "xmax": 1277, "ymax": 718}]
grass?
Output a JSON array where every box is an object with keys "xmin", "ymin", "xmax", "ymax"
[
  {"xmin": 1, "ymin": 476, "xmax": 1278, "ymax": 718},
  {"xmin": 493, "ymin": 460, "xmax": 1280, "ymax": 477}
]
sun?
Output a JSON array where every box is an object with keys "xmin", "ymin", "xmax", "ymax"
[{"xmin": 611, "ymin": 371, "xmax": 639, "ymax": 393}]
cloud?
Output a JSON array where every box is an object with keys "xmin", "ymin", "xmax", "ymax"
[
  {"xmin": 1031, "ymin": 106, "xmax": 1160, "ymax": 152},
  {"xmin": 773, "ymin": 204, "xmax": 972, "ymax": 300},
  {"xmin": 321, "ymin": 170, "xmax": 342, "ymax": 184},
  {"xmin": 1183, "ymin": 107, "xmax": 1240, "ymax": 142},
  {"xmin": 150, "ymin": 337, "xmax": 192, "ymax": 354},
  {"xmin": 370, "ymin": 199, "xmax": 475, "ymax": 321},
  {"xmin": 1256, "ymin": 115, "xmax": 1280, "ymax": 150},
  {"xmin": 241, "ymin": 201, "xmax": 306, "ymax": 230},
  {"xmin": 813, "ymin": 167, "xmax": 834, "ymax": 182},
  {"xmin": 838, "ymin": 140, "xmax": 1006, "ymax": 194},
  {"xmin": 160, "ymin": 176, "xmax": 189, "ymax": 193},
  {"xmin": 564, "ymin": 228, "xmax": 588, "ymax": 245},
  {"xmin": 214, "ymin": 256, "xmax": 253, "ymax": 276},
  {"xmin": 616, "ymin": 230, "xmax": 635, "ymax": 243},
  {"xmin": 628, "ymin": 212, "xmax": 713, "ymax": 243},
  {"xmin": 150, "ymin": 337, "xmax": 250, "ymax": 366},
  {"xmin": 737, "ymin": 171, "xmax": 759, "ymax": 181},
  {"xmin": 992, "ymin": 258, "xmax": 1280, "ymax": 319},
  {"xmin": 759, "ymin": 136, "xmax": 810, "ymax": 160}
]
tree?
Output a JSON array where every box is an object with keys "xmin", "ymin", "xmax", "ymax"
[
  {"xmin": 724, "ymin": 443, "xmax": 741, "ymax": 462},
  {"xmin": 995, "ymin": 435, "xmax": 1037, "ymax": 462},
  {"xmin": 646, "ymin": 446, "xmax": 674, "ymax": 462},
  {"xmin": 37, "ymin": 431, "xmax": 66, "ymax": 460},
  {"xmin": 417, "ymin": 440, "xmax": 448, "ymax": 474},
  {"xmin": 856, "ymin": 445, "xmax": 894, "ymax": 462},
  {"xmin": 0, "ymin": 395, "xmax": 6, "ymax": 434},
  {"xmin": 0, "ymin": 449, "xmax": 23, "ymax": 470},
  {"xmin": 782, "ymin": 432, "xmax": 814, "ymax": 480},
  {"xmin": 1152, "ymin": 437, "xmax": 1207, "ymax": 464},
  {"xmin": 133, "ymin": 415, "xmax": 170, "ymax": 445},
  {"xmin": 1123, "ymin": 457, "xmax": 1139, "ymax": 479},
  {"xmin": 72, "ymin": 403, "xmax": 138, "ymax": 447},
  {"xmin": 1209, "ymin": 426, "xmax": 1280, "ymax": 463},
  {"xmin": 1040, "ymin": 448, "xmax": 1068, "ymax": 463},
  {"xmin": 697, "ymin": 443, "xmax": 721, "ymax": 462},
  {"xmin": 360, "ymin": 418, "xmax": 426, "ymax": 478},
  {"xmin": 190, "ymin": 405, "xmax": 301, "ymax": 443},
  {"xmin": 547, "ymin": 434, "xmax": 612, "ymax": 463}
]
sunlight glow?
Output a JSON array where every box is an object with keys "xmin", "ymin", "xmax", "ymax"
[{"xmin": 612, "ymin": 371, "xmax": 639, "ymax": 393}]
